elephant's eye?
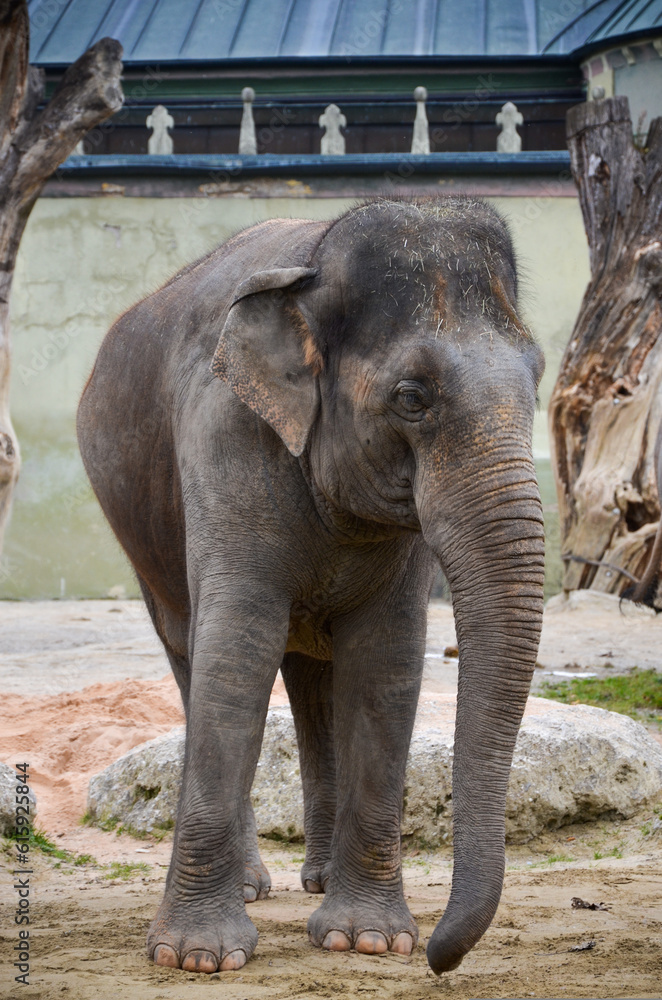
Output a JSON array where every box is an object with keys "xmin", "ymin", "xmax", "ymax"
[
  {"xmin": 395, "ymin": 381, "xmax": 430, "ymax": 414},
  {"xmin": 402, "ymin": 391, "xmax": 424, "ymax": 410}
]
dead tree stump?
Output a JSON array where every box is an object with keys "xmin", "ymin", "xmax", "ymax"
[
  {"xmin": 549, "ymin": 97, "xmax": 662, "ymax": 599},
  {"xmin": 0, "ymin": 1, "xmax": 123, "ymax": 549}
]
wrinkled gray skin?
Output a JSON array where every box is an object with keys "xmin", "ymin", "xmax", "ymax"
[
  {"xmin": 77, "ymin": 199, "xmax": 545, "ymax": 977},
  {"xmin": 631, "ymin": 419, "xmax": 662, "ymax": 605}
]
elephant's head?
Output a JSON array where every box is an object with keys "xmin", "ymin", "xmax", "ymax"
[{"xmin": 212, "ymin": 198, "xmax": 545, "ymax": 973}]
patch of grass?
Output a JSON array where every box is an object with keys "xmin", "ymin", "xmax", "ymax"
[
  {"xmin": 594, "ymin": 846, "xmax": 623, "ymax": 860},
  {"xmin": 540, "ymin": 668, "xmax": 662, "ymax": 724},
  {"xmin": 113, "ymin": 820, "xmax": 173, "ymax": 841},
  {"xmin": 29, "ymin": 828, "xmax": 70, "ymax": 859},
  {"xmin": 4, "ymin": 827, "xmax": 96, "ymax": 866},
  {"xmin": 403, "ymin": 857, "xmax": 431, "ymax": 874},
  {"xmin": 73, "ymin": 853, "xmax": 94, "ymax": 866},
  {"xmin": 526, "ymin": 853, "xmax": 575, "ymax": 869},
  {"xmin": 102, "ymin": 861, "xmax": 150, "ymax": 880}
]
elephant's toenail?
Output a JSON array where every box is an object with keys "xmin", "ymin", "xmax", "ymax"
[
  {"xmin": 153, "ymin": 944, "xmax": 179, "ymax": 967},
  {"xmin": 182, "ymin": 950, "xmax": 218, "ymax": 973},
  {"xmin": 355, "ymin": 931, "xmax": 388, "ymax": 954},
  {"xmin": 220, "ymin": 949, "xmax": 247, "ymax": 971},
  {"xmin": 243, "ymin": 884, "xmax": 258, "ymax": 903},
  {"xmin": 391, "ymin": 932, "xmax": 414, "ymax": 955},
  {"xmin": 304, "ymin": 879, "xmax": 323, "ymax": 893},
  {"xmin": 322, "ymin": 930, "xmax": 351, "ymax": 951}
]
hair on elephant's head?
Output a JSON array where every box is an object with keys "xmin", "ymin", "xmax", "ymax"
[{"xmin": 212, "ymin": 197, "xmax": 546, "ymax": 974}]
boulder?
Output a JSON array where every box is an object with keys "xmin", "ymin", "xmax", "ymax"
[
  {"xmin": 87, "ymin": 696, "xmax": 662, "ymax": 845},
  {"xmin": 0, "ymin": 761, "xmax": 37, "ymax": 836}
]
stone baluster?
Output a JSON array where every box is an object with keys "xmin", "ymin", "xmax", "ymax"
[
  {"xmin": 319, "ymin": 104, "xmax": 346, "ymax": 155},
  {"xmin": 411, "ymin": 86, "xmax": 430, "ymax": 154},
  {"xmin": 239, "ymin": 87, "xmax": 257, "ymax": 154},
  {"xmin": 146, "ymin": 105, "xmax": 174, "ymax": 154},
  {"xmin": 496, "ymin": 101, "xmax": 523, "ymax": 152}
]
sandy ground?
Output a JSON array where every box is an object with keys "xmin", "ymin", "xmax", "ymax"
[{"xmin": 1, "ymin": 596, "xmax": 662, "ymax": 998}]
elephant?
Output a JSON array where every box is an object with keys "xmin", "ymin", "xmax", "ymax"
[{"xmin": 77, "ymin": 197, "xmax": 545, "ymax": 977}]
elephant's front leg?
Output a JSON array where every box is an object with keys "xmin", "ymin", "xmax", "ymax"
[
  {"xmin": 147, "ymin": 593, "xmax": 288, "ymax": 974},
  {"xmin": 307, "ymin": 592, "xmax": 427, "ymax": 957}
]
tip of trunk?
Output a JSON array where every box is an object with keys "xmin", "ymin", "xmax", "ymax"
[
  {"xmin": 425, "ymin": 886, "xmax": 502, "ymax": 975},
  {"xmin": 426, "ymin": 937, "xmax": 465, "ymax": 975}
]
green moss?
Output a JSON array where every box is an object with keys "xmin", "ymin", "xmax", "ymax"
[
  {"xmin": 134, "ymin": 784, "xmax": 161, "ymax": 802},
  {"xmin": 83, "ymin": 811, "xmax": 120, "ymax": 833},
  {"xmin": 540, "ymin": 668, "xmax": 662, "ymax": 724}
]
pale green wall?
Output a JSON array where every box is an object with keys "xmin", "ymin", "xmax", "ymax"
[{"xmin": 2, "ymin": 194, "xmax": 590, "ymax": 598}]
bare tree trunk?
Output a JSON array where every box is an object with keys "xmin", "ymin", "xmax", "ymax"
[
  {"xmin": 0, "ymin": 0, "xmax": 123, "ymax": 549},
  {"xmin": 549, "ymin": 97, "xmax": 662, "ymax": 600}
]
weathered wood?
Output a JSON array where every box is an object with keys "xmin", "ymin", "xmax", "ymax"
[
  {"xmin": 549, "ymin": 97, "xmax": 662, "ymax": 600},
  {"xmin": 0, "ymin": 0, "xmax": 123, "ymax": 550}
]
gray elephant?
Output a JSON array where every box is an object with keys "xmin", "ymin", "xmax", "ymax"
[{"xmin": 77, "ymin": 198, "xmax": 545, "ymax": 977}]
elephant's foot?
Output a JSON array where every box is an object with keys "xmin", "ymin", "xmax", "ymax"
[
  {"xmin": 243, "ymin": 858, "xmax": 271, "ymax": 903},
  {"xmin": 147, "ymin": 897, "xmax": 258, "ymax": 974},
  {"xmin": 307, "ymin": 891, "xmax": 418, "ymax": 956},
  {"xmin": 301, "ymin": 857, "xmax": 331, "ymax": 894}
]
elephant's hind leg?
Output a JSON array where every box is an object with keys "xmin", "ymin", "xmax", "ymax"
[
  {"xmin": 306, "ymin": 584, "xmax": 428, "ymax": 958},
  {"xmin": 242, "ymin": 796, "xmax": 271, "ymax": 902},
  {"xmin": 281, "ymin": 653, "xmax": 336, "ymax": 894}
]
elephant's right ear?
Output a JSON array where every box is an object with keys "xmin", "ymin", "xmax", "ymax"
[{"xmin": 211, "ymin": 267, "xmax": 321, "ymax": 457}]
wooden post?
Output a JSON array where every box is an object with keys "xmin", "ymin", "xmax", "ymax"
[
  {"xmin": 0, "ymin": 1, "xmax": 123, "ymax": 551},
  {"xmin": 549, "ymin": 97, "xmax": 662, "ymax": 599}
]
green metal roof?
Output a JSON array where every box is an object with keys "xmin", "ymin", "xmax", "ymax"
[
  {"xmin": 27, "ymin": 0, "xmax": 623, "ymax": 64},
  {"xmin": 544, "ymin": 0, "xmax": 662, "ymax": 54}
]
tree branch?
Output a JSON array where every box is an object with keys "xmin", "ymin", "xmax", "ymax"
[
  {"xmin": 0, "ymin": 0, "xmax": 28, "ymax": 161},
  {"xmin": 14, "ymin": 36, "xmax": 123, "ymax": 210}
]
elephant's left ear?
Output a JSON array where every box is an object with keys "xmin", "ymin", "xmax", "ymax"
[{"xmin": 211, "ymin": 267, "xmax": 321, "ymax": 457}]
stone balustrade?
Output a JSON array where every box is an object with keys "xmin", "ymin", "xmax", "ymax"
[{"xmin": 74, "ymin": 91, "xmax": 526, "ymax": 157}]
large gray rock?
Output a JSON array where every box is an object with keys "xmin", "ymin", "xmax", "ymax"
[
  {"xmin": 0, "ymin": 761, "xmax": 37, "ymax": 836},
  {"xmin": 87, "ymin": 697, "xmax": 662, "ymax": 845}
]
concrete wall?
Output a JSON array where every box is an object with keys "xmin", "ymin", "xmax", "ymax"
[{"xmin": 2, "ymin": 193, "xmax": 590, "ymax": 598}]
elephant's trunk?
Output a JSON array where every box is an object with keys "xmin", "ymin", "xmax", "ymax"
[{"xmin": 416, "ymin": 447, "xmax": 545, "ymax": 974}]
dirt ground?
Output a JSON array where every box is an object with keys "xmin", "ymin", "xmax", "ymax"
[{"xmin": 1, "ymin": 596, "xmax": 662, "ymax": 998}]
